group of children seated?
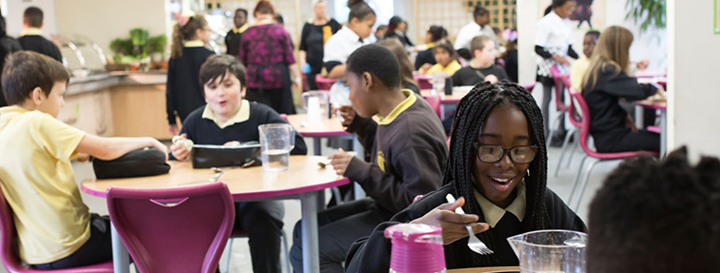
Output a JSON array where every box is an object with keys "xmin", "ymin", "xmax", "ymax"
[
  {"xmin": 0, "ymin": 2, "xmax": 706, "ymax": 273},
  {"xmin": 0, "ymin": 40, "xmax": 716, "ymax": 273}
]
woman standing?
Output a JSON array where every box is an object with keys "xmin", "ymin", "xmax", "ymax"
[
  {"xmin": 535, "ymin": 0, "xmax": 578, "ymax": 145},
  {"xmin": 239, "ymin": 0, "xmax": 301, "ymax": 114},
  {"xmin": 299, "ymin": 0, "xmax": 341, "ymax": 91}
]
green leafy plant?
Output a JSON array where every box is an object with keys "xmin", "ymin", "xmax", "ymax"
[
  {"xmin": 110, "ymin": 38, "xmax": 133, "ymax": 56},
  {"xmin": 147, "ymin": 35, "xmax": 168, "ymax": 54},
  {"xmin": 626, "ymin": 0, "xmax": 666, "ymax": 35}
]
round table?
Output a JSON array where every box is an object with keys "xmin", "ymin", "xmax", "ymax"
[{"xmin": 82, "ymin": 156, "xmax": 349, "ymax": 273}]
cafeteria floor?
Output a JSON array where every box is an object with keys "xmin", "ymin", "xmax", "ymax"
[{"xmin": 0, "ymin": 139, "xmax": 617, "ymax": 273}]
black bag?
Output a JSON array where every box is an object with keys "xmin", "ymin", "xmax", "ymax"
[
  {"xmin": 92, "ymin": 147, "xmax": 170, "ymax": 179},
  {"xmin": 190, "ymin": 142, "xmax": 262, "ymax": 169}
]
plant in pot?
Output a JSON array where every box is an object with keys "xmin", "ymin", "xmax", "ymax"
[
  {"xmin": 147, "ymin": 34, "xmax": 168, "ymax": 69},
  {"xmin": 108, "ymin": 38, "xmax": 134, "ymax": 71}
]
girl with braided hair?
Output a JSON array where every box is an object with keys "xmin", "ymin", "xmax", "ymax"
[{"xmin": 346, "ymin": 81, "xmax": 585, "ymax": 271}]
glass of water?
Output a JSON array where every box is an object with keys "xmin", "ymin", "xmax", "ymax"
[
  {"xmin": 258, "ymin": 124, "xmax": 295, "ymax": 172},
  {"xmin": 432, "ymin": 72, "xmax": 447, "ymax": 94}
]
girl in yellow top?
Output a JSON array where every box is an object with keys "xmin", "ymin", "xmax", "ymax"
[{"xmin": 422, "ymin": 42, "xmax": 462, "ymax": 76}]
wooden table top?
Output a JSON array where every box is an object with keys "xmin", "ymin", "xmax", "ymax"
[
  {"xmin": 447, "ymin": 266, "xmax": 520, "ymax": 272},
  {"xmin": 81, "ymin": 156, "xmax": 350, "ymax": 200},
  {"xmin": 286, "ymin": 114, "xmax": 349, "ymax": 137}
]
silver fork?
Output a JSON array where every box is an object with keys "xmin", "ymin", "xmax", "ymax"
[{"xmin": 445, "ymin": 194, "xmax": 494, "ymax": 255}]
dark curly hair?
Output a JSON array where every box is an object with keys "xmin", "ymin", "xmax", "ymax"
[{"xmin": 587, "ymin": 146, "xmax": 720, "ymax": 273}]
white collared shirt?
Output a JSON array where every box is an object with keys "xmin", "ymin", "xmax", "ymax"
[
  {"xmin": 455, "ymin": 22, "xmax": 498, "ymax": 50},
  {"xmin": 535, "ymin": 11, "xmax": 574, "ymax": 50},
  {"xmin": 324, "ymin": 26, "xmax": 371, "ymax": 105},
  {"xmin": 474, "ymin": 182, "xmax": 526, "ymax": 228}
]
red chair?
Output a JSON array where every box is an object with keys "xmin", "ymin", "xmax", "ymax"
[
  {"xmin": 0, "ymin": 186, "xmax": 113, "ymax": 273},
  {"xmin": 315, "ymin": 75, "xmax": 336, "ymax": 91},
  {"xmin": 553, "ymin": 76, "xmax": 581, "ymax": 177},
  {"xmin": 567, "ymin": 90, "xmax": 659, "ymax": 211},
  {"xmin": 107, "ymin": 183, "xmax": 235, "ymax": 273},
  {"xmin": 548, "ymin": 66, "xmax": 572, "ymax": 142},
  {"xmin": 423, "ymin": 94, "xmax": 442, "ymax": 119}
]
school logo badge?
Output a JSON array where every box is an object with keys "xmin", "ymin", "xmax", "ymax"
[{"xmin": 377, "ymin": 151, "xmax": 386, "ymax": 173}]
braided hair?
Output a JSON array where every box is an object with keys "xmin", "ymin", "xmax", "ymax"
[{"xmin": 445, "ymin": 80, "xmax": 549, "ymax": 266}]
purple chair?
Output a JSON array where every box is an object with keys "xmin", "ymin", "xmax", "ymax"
[
  {"xmin": 315, "ymin": 75, "xmax": 336, "ymax": 91},
  {"xmin": 548, "ymin": 66, "xmax": 572, "ymax": 142},
  {"xmin": 0, "ymin": 186, "xmax": 113, "ymax": 273},
  {"xmin": 423, "ymin": 94, "xmax": 442, "ymax": 119},
  {"xmin": 567, "ymin": 90, "xmax": 659, "ymax": 211},
  {"xmin": 521, "ymin": 82, "xmax": 536, "ymax": 93},
  {"xmin": 107, "ymin": 183, "xmax": 235, "ymax": 273}
]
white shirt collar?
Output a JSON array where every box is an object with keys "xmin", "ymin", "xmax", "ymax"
[
  {"xmin": 473, "ymin": 182, "xmax": 526, "ymax": 228},
  {"xmin": 338, "ymin": 27, "xmax": 364, "ymax": 43}
]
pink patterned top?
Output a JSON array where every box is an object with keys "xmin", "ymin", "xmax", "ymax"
[{"xmin": 239, "ymin": 23, "xmax": 296, "ymax": 89}]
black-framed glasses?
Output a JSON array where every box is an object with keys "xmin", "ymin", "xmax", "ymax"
[{"xmin": 473, "ymin": 143, "xmax": 539, "ymax": 164}]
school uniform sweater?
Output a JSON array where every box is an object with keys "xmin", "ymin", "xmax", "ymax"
[
  {"xmin": 224, "ymin": 24, "xmax": 248, "ymax": 57},
  {"xmin": 166, "ymin": 46, "xmax": 215, "ymax": 124},
  {"xmin": 179, "ymin": 101, "xmax": 307, "ymax": 155},
  {"xmin": 18, "ymin": 35, "xmax": 62, "ymax": 62},
  {"xmin": 344, "ymin": 90, "xmax": 447, "ymax": 217},
  {"xmin": 345, "ymin": 183, "xmax": 586, "ymax": 272},
  {"xmin": 451, "ymin": 65, "xmax": 510, "ymax": 86},
  {"xmin": 582, "ymin": 65, "xmax": 657, "ymax": 152}
]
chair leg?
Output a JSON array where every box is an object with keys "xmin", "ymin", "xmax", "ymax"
[
  {"xmin": 573, "ymin": 159, "xmax": 601, "ymax": 212},
  {"xmin": 566, "ymin": 133, "xmax": 580, "ymax": 169},
  {"xmin": 568, "ymin": 155, "xmax": 588, "ymax": 206},
  {"xmin": 546, "ymin": 111, "xmax": 566, "ymax": 145},
  {"xmin": 553, "ymin": 128, "xmax": 576, "ymax": 177},
  {"xmin": 221, "ymin": 238, "xmax": 234, "ymax": 273},
  {"xmin": 281, "ymin": 230, "xmax": 291, "ymax": 273}
]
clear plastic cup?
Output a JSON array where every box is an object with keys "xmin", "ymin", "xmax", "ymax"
[{"xmin": 258, "ymin": 124, "xmax": 295, "ymax": 172}]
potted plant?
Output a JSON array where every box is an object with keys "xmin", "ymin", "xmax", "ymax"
[{"xmin": 147, "ymin": 34, "xmax": 168, "ymax": 69}]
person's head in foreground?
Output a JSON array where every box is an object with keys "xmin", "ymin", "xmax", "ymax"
[
  {"xmin": 344, "ymin": 44, "xmax": 403, "ymax": 118},
  {"xmin": 588, "ymin": 147, "xmax": 720, "ymax": 273},
  {"xmin": 2, "ymin": 51, "xmax": 69, "ymax": 117}
]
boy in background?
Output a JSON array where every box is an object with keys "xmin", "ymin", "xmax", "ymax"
[
  {"xmin": 18, "ymin": 6, "xmax": 62, "ymax": 62},
  {"xmin": 570, "ymin": 30, "xmax": 599, "ymax": 91}
]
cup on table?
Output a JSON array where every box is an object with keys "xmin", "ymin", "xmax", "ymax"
[
  {"xmin": 303, "ymin": 91, "xmax": 330, "ymax": 122},
  {"xmin": 258, "ymin": 124, "xmax": 295, "ymax": 172},
  {"xmin": 431, "ymin": 72, "xmax": 448, "ymax": 94}
]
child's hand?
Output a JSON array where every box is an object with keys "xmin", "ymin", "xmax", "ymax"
[
  {"xmin": 637, "ymin": 59, "xmax": 650, "ymax": 70},
  {"xmin": 625, "ymin": 115, "xmax": 639, "ymax": 133},
  {"xmin": 224, "ymin": 141, "xmax": 241, "ymax": 147},
  {"xmin": 328, "ymin": 148, "xmax": 354, "ymax": 176},
  {"xmin": 552, "ymin": 55, "xmax": 570, "ymax": 66},
  {"xmin": 484, "ymin": 74, "xmax": 499, "ymax": 84},
  {"xmin": 338, "ymin": 105, "xmax": 355, "ymax": 126},
  {"xmin": 410, "ymin": 196, "xmax": 490, "ymax": 245},
  {"xmin": 170, "ymin": 134, "xmax": 189, "ymax": 161}
]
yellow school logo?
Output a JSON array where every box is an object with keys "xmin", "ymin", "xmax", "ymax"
[{"xmin": 377, "ymin": 151, "xmax": 386, "ymax": 173}]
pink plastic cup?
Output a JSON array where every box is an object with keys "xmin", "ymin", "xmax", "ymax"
[{"xmin": 385, "ymin": 223, "xmax": 446, "ymax": 273}]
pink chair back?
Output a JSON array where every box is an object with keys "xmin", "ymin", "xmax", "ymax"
[
  {"xmin": 521, "ymin": 82, "xmax": 536, "ymax": 93},
  {"xmin": 549, "ymin": 66, "xmax": 571, "ymax": 112},
  {"xmin": 107, "ymin": 183, "xmax": 235, "ymax": 273},
  {"xmin": 0, "ymin": 186, "xmax": 113, "ymax": 273},
  {"xmin": 569, "ymin": 90, "xmax": 659, "ymax": 159},
  {"xmin": 424, "ymin": 94, "xmax": 442, "ymax": 119},
  {"xmin": 415, "ymin": 74, "xmax": 433, "ymax": 90},
  {"xmin": 315, "ymin": 75, "xmax": 336, "ymax": 91}
]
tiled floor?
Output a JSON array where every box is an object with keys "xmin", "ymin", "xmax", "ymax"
[{"xmin": 0, "ymin": 137, "xmax": 618, "ymax": 273}]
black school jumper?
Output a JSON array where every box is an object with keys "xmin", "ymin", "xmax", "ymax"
[
  {"xmin": 18, "ymin": 35, "xmax": 62, "ymax": 62},
  {"xmin": 179, "ymin": 102, "xmax": 307, "ymax": 273},
  {"xmin": 345, "ymin": 183, "xmax": 586, "ymax": 272},
  {"xmin": 451, "ymin": 65, "xmax": 510, "ymax": 86},
  {"xmin": 582, "ymin": 65, "xmax": 659, "ymax": 153},
  {"xmin": 165, "ymin": 46, "xmax": 215, "ymax": 125},
  {"xmin": 289, "ymin": 90, "xmax": 448, "ymax": 273}
]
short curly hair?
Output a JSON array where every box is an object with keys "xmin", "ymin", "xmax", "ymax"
[{"xmin": 587, "ymin": 146, "xmax": 720, "ymax": 273}]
